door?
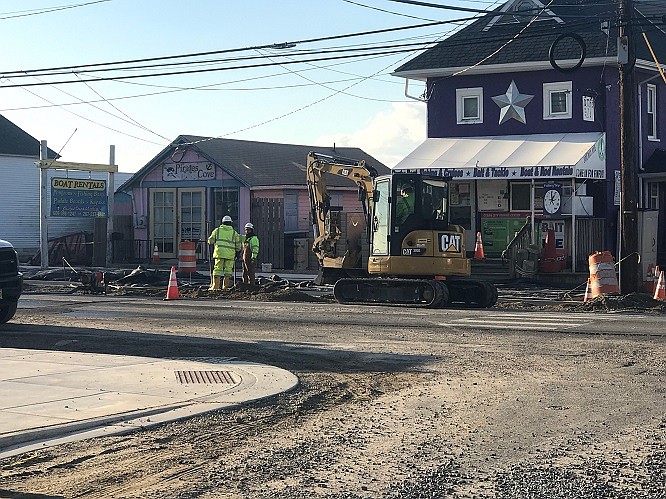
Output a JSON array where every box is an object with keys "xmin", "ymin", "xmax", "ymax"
[
  {"xmin": 372, "ymin": 179, "xmax": 390, "ymax": 255},
  {"xmin": 150, "ymin": 189, "xmax": 177, "ymax": 258},
  {"xmin": 179, "ymin": 188, "xmax": 205, "ymax": 243},
  {"xmin": 150, "ymin": 188, "xmax": 205, "ymax": 259}
]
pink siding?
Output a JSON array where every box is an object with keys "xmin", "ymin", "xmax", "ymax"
[
  {"xmin": 239, "ymin": 186, "xmax": 251, "ymax": 227},
  {"xmin": 253, "ymin": 189, "xmax": 284, "ymax": 199},
  {"xmin": 297, "ymin": 190, "xmax": 311, "ymax": 231},
  {"xmin": 342, "ymin": 190, "xmax": 363, "ymax": 212}
]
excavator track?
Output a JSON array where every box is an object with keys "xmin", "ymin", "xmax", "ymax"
[
  {"xmin": 333, "ymin": 278, "xmax": 497, "ymax": 308},
  {"xmin": 443, "ymin": 278, "xmax": 498, "ymax": 308},
  {"xmin": 333, "ymin": 278, "xmax": 449, "ymax": 308}
]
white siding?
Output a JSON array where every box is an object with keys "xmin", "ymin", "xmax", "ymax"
[{"xmin": 0, "ymin": 154, "xmax": 131, "ymax": 258}]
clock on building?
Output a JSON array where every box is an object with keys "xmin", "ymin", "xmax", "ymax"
[{"xmin": 543, "ymin": 183, "xmax": 562, "ymax": 216}]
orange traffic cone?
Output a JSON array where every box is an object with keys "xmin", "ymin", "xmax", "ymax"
[
  {"xmin": 152, "ymin": 244, "xmax": 160, "ymax": 265},
  {"xmin": 654, "ymin": 270, "xmax": 665, "ymax": 302},
  {"xmin": 583, "ymin": 278, "xmax": 591, "ymax": 302},
  {"xmin": 474, "ymin": 232, "xmax": 485, "ymax": 259},
  {"xmin": 165, "ymin": 266, "xmax": 180, "ymax": 300}
]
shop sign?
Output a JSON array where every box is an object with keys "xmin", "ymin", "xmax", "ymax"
[
  {"xmin": 395, "ymin": 136, "xmax": 607, "ymax": 181},
  {"xmin": 574, "ymin": 135, "xmax": 606, "ymax": 179},
  {"xmin": 163, "ymin": 162, "xmax": 216, "ymax": 181},
  {"xmin": 50, "ymin": 177, "xmax": 107, "ymax": 217},
  {"xmin": 396, "ymin": 162, "xmax": 602, "ymax": 180},
  {"xmin": 540, "ymin": 220, "xmax": 565, "ymax": 249}
]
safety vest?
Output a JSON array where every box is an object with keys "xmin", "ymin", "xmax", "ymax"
[
  {"xmin": 208, "ymin": 225, "xmax": 241, "ymax": 259},
  {"xmin": 242, "ymin": 234, "xmax": 260, "ymax": 260}
]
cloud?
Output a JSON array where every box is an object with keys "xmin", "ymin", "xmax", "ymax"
[{"xmin": 316, "ymin": 102, "xmax": 426, "ymax": 168}]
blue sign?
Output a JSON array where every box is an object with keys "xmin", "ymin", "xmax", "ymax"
[{"xmin": 50, "ymin": 178, "xmax": 108, "ymax": 218}]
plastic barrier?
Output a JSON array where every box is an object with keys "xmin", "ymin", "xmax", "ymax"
[
  {"xmin": 178, "ymin": 241, "xmax": 197, "ymax": 273},
  {"xmin": 588, "ymin": 251, "xmax": 620, "ymax": 299}
]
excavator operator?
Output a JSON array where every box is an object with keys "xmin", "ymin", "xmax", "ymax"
[{"xmin": 396, "ymin": 182, "xmax": 415, "ymax": 225}]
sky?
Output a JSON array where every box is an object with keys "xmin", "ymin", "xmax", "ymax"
[{"xmin": 0, "ymin": 0, "xmax": 497, "ymax": 172}]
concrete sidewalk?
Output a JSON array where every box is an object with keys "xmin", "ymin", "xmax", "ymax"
[{"xmin": 0, "ymin": 348, "xmax": 298, "ymax": 458}]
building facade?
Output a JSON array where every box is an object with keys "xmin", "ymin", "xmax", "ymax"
[
  {"xmin": 117, "ymin": 137, "xmax": 389, "ymax": 270},
  {"xmin": 392, "ymin": 0, "xmax": 665, "ymax": 279}
]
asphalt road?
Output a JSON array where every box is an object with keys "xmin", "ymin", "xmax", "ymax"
[{"xmin": 1, "ymin": 293, "xmax": 665, "ymax": 498}]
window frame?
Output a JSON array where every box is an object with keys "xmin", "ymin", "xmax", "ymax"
[
  {"xmin": 543, "ymin": 81, "xmax": 572, "ymax": 120},
  {"xmin": 647, "ymin": 83, "xmax": 658, "ymax": 141},
  {"xmin": 648, "ymin": 182, "xmax": 659, "ymax": 210},
  {"xmin": 456, "ymin": 87, "xmax": 484, "ymax": 124}
]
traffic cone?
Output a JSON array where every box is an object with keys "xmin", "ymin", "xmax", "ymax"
[
  {"xmin": 152, "ymin": 244, "xmax": 160, "ymax": 265},
  {"xmin": 474, "ymin": 232, "xmax": 485, "ymax": 259},
  {"xmin": 165, "ymin": 266, "xmax": 180, "ymax": 300},
  {"xmin": 583, "ymin": 278, "xmax": 591, "ymax": 302},
  {"xmin": 654, "ymin": 270, "xmax": 665, "ymax": 302}
]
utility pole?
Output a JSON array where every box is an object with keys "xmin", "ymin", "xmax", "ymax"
[{"xmin": 618, "ymin": 0, "xmax": 640, "ymax": 293}]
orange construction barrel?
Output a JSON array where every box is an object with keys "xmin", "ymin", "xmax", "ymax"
[
  {"xmin": 178, "ymin": 241, "xmax": 197, "ymax": 273},
  {"xmin": 588, "ymin": 251, "xmax": 620, "ymax": 299}
]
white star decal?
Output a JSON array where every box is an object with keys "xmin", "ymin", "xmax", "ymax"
[{"xmin": 492, "ymin": 80, "xmax": 534, "ymax": 125}]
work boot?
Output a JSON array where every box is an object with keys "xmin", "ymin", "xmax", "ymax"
[
  {"xmin": 209, "ymin": 276, "xmax": 221, "ymax": 291},
  {"xmin": 222, "ymin": 275, "xmax": 232, "ymax": 290}
]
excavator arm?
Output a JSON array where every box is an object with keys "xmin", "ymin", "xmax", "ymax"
[{"xmin": 306, "ymin": 151, "xmax": 377, "ymax": 269}]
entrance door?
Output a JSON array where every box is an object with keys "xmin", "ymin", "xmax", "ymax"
[
  {"xmin": 150, "ymin": 189, "xmax": 177, "ymax": 258},
  {"xmin": 150, "ymin": 188, "xmax": 205, "ymax": 259}
]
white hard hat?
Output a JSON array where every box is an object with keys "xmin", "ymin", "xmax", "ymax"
[
  {"xmin": 222, "ymin": 215, "xmax": 232, "ymax": 223},
  {"xmin": 244, "ymin": 223, "xmax": 254, "ymax": 229}
]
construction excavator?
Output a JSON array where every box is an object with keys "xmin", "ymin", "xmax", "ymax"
[{"xmin": 306, "ymin": 151, "xmax": 498, "ymax": 308}]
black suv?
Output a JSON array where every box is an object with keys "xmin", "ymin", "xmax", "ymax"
[{"xmin": 0, "ymin": 239, "xmax": 22, "ymax": 324}]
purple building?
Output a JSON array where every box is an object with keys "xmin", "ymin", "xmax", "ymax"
[{"xmin": 392, "ymin": 0, "xmax": 665, "ymax": 284}]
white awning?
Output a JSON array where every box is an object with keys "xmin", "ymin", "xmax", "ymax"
[{"xmin": 393, "ymin": 132, "xmax": 606, "ymax": 180}]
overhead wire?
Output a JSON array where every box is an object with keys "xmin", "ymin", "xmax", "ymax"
[
  {"xmin": 178, "ymin": 0, "xmax": 508, "ymax": 147},
  {"xmin": 0, "ymin": 0, "xmax": 111, "ymax": 20},
  {"xmin": 4, "ymin": 76, "xmax": 164, "ymax": 145},
  {"xmin": 5, "ymin": 0, "xmax": 660, "ymax": 152}
]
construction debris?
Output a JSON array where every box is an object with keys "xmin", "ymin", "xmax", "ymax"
[
  {"xmin": 22, "ymin": 265, "xmax": 331, "ymax": 302},
  {"xmin": 19, "ymin": 266, "xmax": 666, "ymax": 311}
]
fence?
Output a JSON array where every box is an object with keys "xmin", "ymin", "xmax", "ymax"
[{"xmin": 251, "ymin": 198, "xmax": 285, "ymax": 269}]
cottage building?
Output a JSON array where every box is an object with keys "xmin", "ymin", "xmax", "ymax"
[
  {"xmin": 116, "ymin": 136, "xmax": 389, "ymax": 270},
  {"xmin": 392, "ymin": 0, "xmax": 665, "ymax": 280}
]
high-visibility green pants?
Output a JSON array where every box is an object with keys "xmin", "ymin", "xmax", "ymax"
[{"xmin": 213, "ymin": 258, "xmax": 234, "ymax": 276}]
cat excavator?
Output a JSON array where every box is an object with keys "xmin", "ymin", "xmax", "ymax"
[{"xmin": 306, "ymin": 151, "xmax": 497, "ymax": 308}]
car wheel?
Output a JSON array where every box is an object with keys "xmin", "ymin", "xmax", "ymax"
[{"xmin": 0, "ymin": 302, "xmax": 18, "ymax": 324}]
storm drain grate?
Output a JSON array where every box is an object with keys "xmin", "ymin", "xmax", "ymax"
[{"xmin": 175, "ymin": 370, "xmax": 237, "ymax": 384}]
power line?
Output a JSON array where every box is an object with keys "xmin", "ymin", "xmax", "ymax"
[
  {"xmin": 0, "ymin": 19, "xmax": 462, "ymax": 78},
  {"xmin": 0, "ymin": 0, "xmax": 111, "ymax": 20}
]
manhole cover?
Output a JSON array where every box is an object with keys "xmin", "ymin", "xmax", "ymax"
[{"xmin": 175, "ymin": 370, "xmax": 237, "ymax": 384}]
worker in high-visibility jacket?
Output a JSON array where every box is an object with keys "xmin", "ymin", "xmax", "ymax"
[
  {"xmin": 242, "ymin": 222, "xmax": 260, "ymax": 285},
  {"xmin": 207, "ymin": 215, "xmax": 241, "ymax": 290}
]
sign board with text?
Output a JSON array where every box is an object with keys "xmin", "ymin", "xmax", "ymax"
[{"xmin": 50, "ymin": 178, "xmax": 108, "ymax": 217}]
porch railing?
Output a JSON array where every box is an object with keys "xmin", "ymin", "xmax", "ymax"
[{"xmin": 501, "ymin": 217, "xmax": 534, "ymax": 279}]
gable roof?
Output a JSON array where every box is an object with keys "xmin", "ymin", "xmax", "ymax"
[
  {"xmin": 120, "ymin": 136, "xmax": 390, "ymax": 190},
  {"xmin": 393, "ymin": 0, "xmax": 666, "ymax": 77},
  {"xmin": 0, "ymin": 114, "xmax": 58, "ymax": 158}
]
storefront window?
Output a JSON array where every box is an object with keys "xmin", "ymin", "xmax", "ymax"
[
  {"xmin": 213, "ymin": 187, "xmax": 239, "ymax": 229},
  {"xmin": 510, "ymin": 182, "xmax": 543, "ymax": 211}
]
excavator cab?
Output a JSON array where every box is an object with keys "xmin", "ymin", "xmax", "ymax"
[{"xmin": 367, "ymin": 173, "xmax": 470, "ymax": 278}]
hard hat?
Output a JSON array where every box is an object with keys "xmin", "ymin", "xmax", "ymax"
[
  {"xmin": 244, "ymin": 223, "xmax": 254, "ymax": 229},
  {"xmin": 222, "ymin": 215, "xmax": 232, "ymax": 223}
]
